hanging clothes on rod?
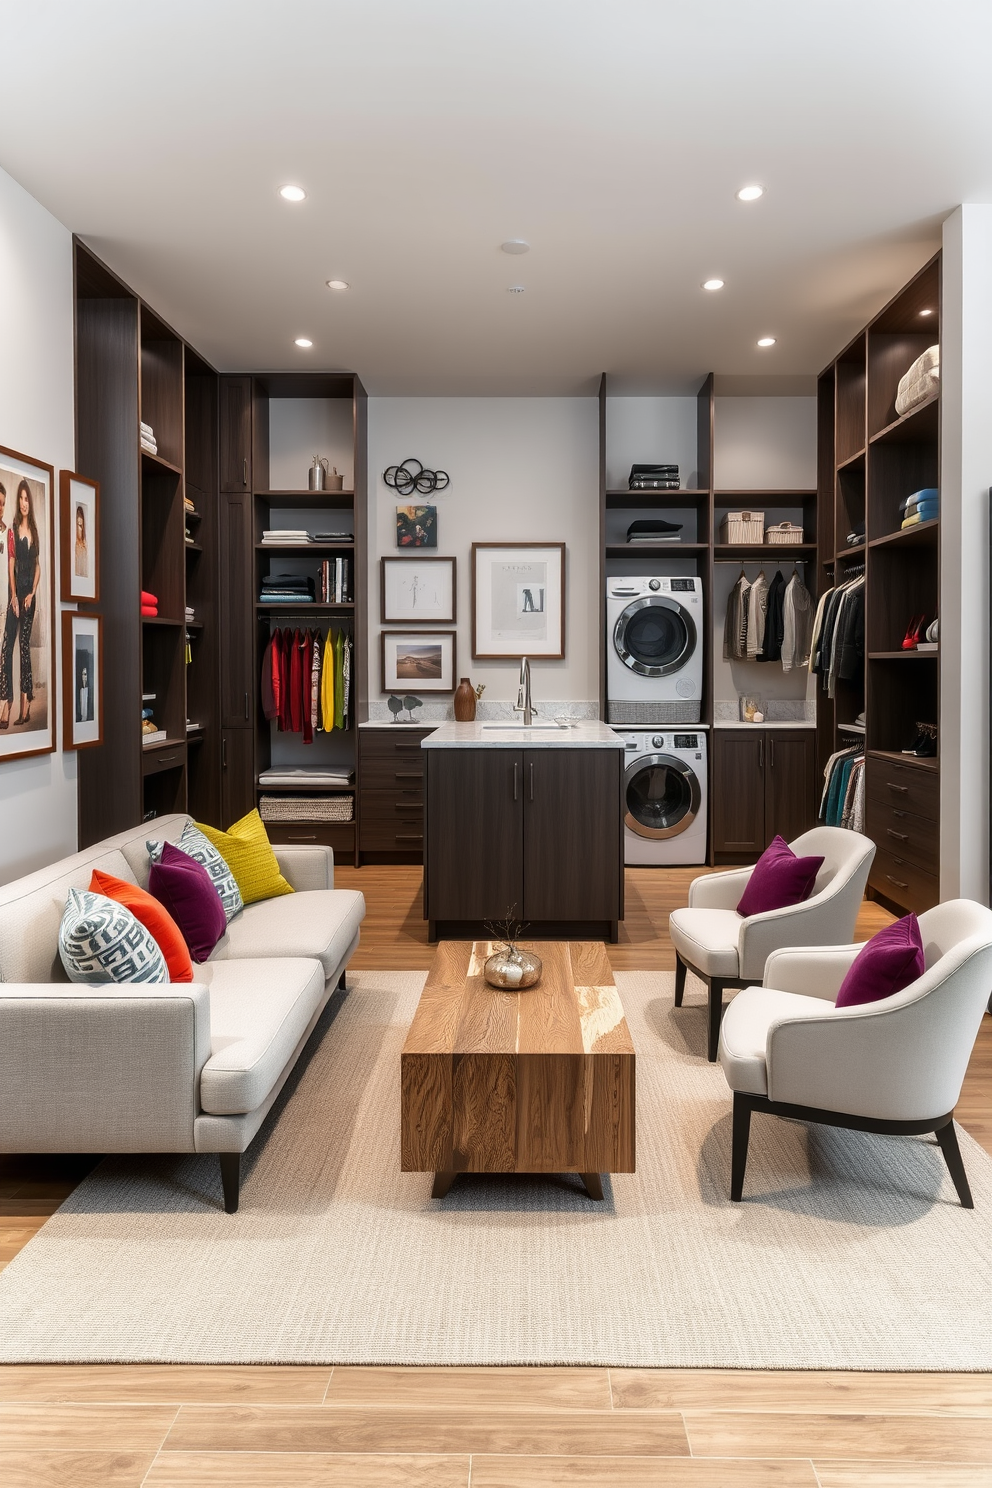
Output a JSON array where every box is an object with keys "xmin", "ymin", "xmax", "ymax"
[
  {"xmin": 812, "ymin": 567, "xmax": 864, "ymax": 698},
  {"xmin": 724, "ymin": 563, "xmax": 813, "ymax": 669},
  {"xmin": 261, "ymin": 625, "xmax": 354, "ymax": 737},
  {"xmin": 820, "ymin": 744, "xmax": 865, "ymax": 832}
]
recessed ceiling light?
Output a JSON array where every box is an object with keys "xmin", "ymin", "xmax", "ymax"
[
  {"xmin": 507, "ymin": 285, "xmax": 525, "ymax": 294},
  {"xmin": 737, "ymin": 184, "xmax": 764, "ymax": 202},
  {"xmin": 501, "ymin": 240, "xmax": 530, "ymax": 255},
  {"xmin": 919, "ymin": 308, "xmax": 933, "ymax": 317},
  {"xmin": 294, "ymin": 337, "xmax": 313, "ymax": 348},
  {"xmin": 756, "ymin": 336, "xmax": 776, "ymax": 348},
  {"xmin": 326, "ymin": 279, "xmax": 349, "ymax": 291},
  {"xmin": 702, "ymin": 278, "xmax": 725, "ymax": 291},
  {"xmin": 279, "ymin": 185, "xmax": 307, "ymax": 202}
]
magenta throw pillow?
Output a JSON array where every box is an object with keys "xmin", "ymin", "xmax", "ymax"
[
  {"xmin": 736, "ymin": 835, "xmax": 825, "ymax": 918},
  {"xmin": 835, "ymin": 913, "xmax": 925, "ymax": 1008},
  {"xmin": 149, "ymin": 841, "xmax": 227, "ymax": 963}
]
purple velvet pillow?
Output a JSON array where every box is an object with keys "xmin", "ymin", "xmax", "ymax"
[
  {"xmin": 148, "ymin": 841, "xmax": 227, "ymax": 963},
  {"xmin": 736, "ymin": 835, "xmax": 825, "ymax": 918},
  {"xmin": 835, "ymin": 913, "xmax": 925, "ymax": 1008}
]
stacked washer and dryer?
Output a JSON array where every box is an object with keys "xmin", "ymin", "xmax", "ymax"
[{"xmin": 606, "ymin": 576, "xmax": 708, "ymax": 865}]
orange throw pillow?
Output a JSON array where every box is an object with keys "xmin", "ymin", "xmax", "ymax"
[{"xmin": 89, "ymin": 869, "xmax": 194, "ymax": 983}]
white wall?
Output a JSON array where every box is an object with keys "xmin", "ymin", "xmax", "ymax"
[
  {"xmin": 368, "ymin": 398, "xmax": 599, "ymax": 715},
  {"xmin": 714, "ymin": 397, "xmax": 817, "ymax": 489},
  {"xmin": 0, "ymin": 167, "xmax": 76, "ymax": 881}
]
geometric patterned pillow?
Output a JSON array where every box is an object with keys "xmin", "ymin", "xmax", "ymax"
[
  {"xmin": 59, "ymin": 888, "xmax": 169, "ymax": 985},
  {"xmin": 147, "ymin": 822, "xmax": 243, "ymax": 923}
]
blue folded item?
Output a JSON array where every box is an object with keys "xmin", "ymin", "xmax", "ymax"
[{"xmin": 901, "ymin": 487, "xmax": 939, "ymax": 513}]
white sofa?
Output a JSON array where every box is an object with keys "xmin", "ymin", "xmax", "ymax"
[{"xmin": 0, "ymin": 813, "xmax": 365, "ymax": 1212}]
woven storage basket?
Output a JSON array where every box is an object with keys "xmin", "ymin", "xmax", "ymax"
[
  {"xmin": 721, "ymin": 510, "xmax": 764, "ymax": 544},
  {"xmin": 259, "ymin": 794, "xmax": 354, "ymax": 823},
  {"xmin": 765, "ymin": 521, "xmax": 804, "ymax": 545}
]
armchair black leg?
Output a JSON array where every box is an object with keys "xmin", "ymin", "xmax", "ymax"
[
  {"xmin": 219, "ymin": 1153, "xmax": 241, "ymax": 1214},
  {"xmin": 707, "ymin": 979, "xmax": 725, "ymax": 1063},
  {"xmin": 731, "ymin": 1093, "xmax": 752, "ymax": 1201},
  {"xmin": 674, "ymin": 954, "xmax": 687, "ymax": 1008},
  {"xmin": 935, "ymin": 1120, "xmax": 974, "ymax": 1209}
]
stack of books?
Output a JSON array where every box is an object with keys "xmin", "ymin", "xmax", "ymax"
[
  {"xmin": 628, "ymin": 463, "xmax": 680, "ymax": 491},
  {"xmin": 259, "ymin": 574, "xmax": 315, "ymax": 604},
  {"xmin": 262, "ymin": 529, "xmax": 310, "ymax": 546},
  {"xmin": 320, "ymin": 557, "xmax": 352, "ymax": 603}
]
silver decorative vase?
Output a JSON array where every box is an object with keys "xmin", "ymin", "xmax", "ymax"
[{"xmin": 484, "ymin": 945, "xmax": 542, "ymax": 990}]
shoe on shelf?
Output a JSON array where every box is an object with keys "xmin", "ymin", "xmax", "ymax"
[
  {"xmin": 901, "ymin": 614, "xmax": 926, "ymax": 650},
  {"xmin": 902, "ymin": 721, "xmax": 937, "ymax": 758}
]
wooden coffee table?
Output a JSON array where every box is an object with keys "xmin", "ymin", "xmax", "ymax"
[{"xmin": 401, "ymin": 940, "xmax": 635, "ymax": 1199}]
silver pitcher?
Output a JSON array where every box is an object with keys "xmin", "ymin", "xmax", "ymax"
[{"xmin": 308, "ymin": 456, "xmax": 329, "ymax": 491}]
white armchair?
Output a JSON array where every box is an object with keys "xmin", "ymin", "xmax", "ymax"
[
  {"xmin": 719, "ymin": 899, "xmax": 992, "ymax": 1206},
  {"xmin": 669, "ymin": 826, "xmax": 875, "ymax": 1061}
]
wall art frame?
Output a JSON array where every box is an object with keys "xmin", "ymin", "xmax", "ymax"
[
  {"xmin": 471, "ymin": 541, "xmax": 566, "ymax": 660},
  {"xmin": 0, "ymin": 444, "xmax": 56, "ymax": 759},
  {"xmin": 59, "ymin": 470, "xmax": 100, "ymax": 604},
  {"xmin": 396, "ymin": 504, "xmax": 437, "ymax": 548},
  {"xmin": 380, "ymin": 555, "xmax": 456, "ymax": 624},
  {"xmin": 62, "ymin": 609, "xmax": 103, "ymax": 750},
  {"xmin": 381, "ymin": 629, "xmax": 456, "ymax": 693}
]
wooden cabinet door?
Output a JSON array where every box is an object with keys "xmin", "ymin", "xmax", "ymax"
[
  {"xmin": 221, "ymin": 728, "xmax": 255, "ymax": 827},
  {"xmin": 218, "ymin": 491, "xmax": 254, "ymax": 728},
  {"xmin": 764, "ymin": 731, "xmax": 816, "ymax": 845},
  {"xmin": 523, "ymin": 750, "xmax": 622, "ymax": 923},
  {"xmin": 219, "ymin": 376, "xmax": 252, "ymax": 491},
  {"xmin": 711, "ymin": 732, "xmax": 765, "ymax": 860},
  {"xmin": 424, "ymin": 750, "xmax": 523, "ymax": 923}
]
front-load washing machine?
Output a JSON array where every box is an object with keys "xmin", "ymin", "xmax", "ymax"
[
  {"xmin": 619, "ymin": 728, "xmax": 708, "ymax": 865},
  {"xmin": 606, "ymin": 575, "xmax": 703, "ymax": 724}
]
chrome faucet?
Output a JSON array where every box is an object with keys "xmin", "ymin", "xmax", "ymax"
[{"xmin": 514, "ymin": 656, "xmax": 537, "ymax": 726}]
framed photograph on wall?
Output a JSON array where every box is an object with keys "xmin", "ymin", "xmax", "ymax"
[
  {"xmin": 396, "ymin": 504, "xmax": 437, "ymax": 548},
  {"xmin": 59, "ymin": 470, "xmax": 100, "ymax": 604},
  {"xmin": 0, "ymin": 445, "xmax": 56, "ymax": 759},
  {"xmin": 62, "ymin": 610, "xmax": 103, "ymax": 750},
  {"xmin": 381, "ymin": 556, "xmax": 456, "ymax": 623},
  {"xmin": 472, "ymin": 542, "xmax": 565, "ymax": 660},
  {"xmin": 381, "ymin": 629, "xmax": 456, "ymax": 693}
]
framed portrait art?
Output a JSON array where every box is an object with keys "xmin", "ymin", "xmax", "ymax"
[
  {"xmin": 471, "ymin": 542, "xmax": 565, "ymax": 660},
  {"xmin": 381, "ymin": 556, "xmax": 456, "ymax": 623},
  {"xmin": 60, "ymin": 470, "xmax": 99, "ymax": 604},
  {"xmin": 381, "ymin": 630, "xmax": 456, "ymax": 693},
  {"xmin": 62, "ymin": 610, "xmax": 103, "ymax": 750},
  {"xmin": 0, "ymin": 445, "xmax": 56, "ymax": 759}
]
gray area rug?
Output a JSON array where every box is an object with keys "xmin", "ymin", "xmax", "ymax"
[{"xmin": 2, "ymin": 969, "xmax": 991, "ymax": 1367}]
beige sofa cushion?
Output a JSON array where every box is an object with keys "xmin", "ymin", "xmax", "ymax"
[
  {"xmin": 209, "ymin": 889, "xmax": 365, "ymax": 981},
  {"xmin": 0, "ymin": 846, "xmax": 140, "ymax": 983},
  {"xmin": 197, "ymin": 957, "xmax": 326, "ymax": 1115}
]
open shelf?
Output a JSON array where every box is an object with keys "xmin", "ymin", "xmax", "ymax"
[
  {"xmin": 256, "ymin": 603, "xmax": 355, "ymax": 614},
  {"xmin": 869, "ymin": 394, "xmax": 938, "ymax": 446},
  {"xmin": 869, "ymin": 518, "xmax": 938, "ymax": 550},
  {"xmin": 255, "ymin": 542, "xmax": 355, "ymax": 552},
  {"xmin": 605, "ymin": 542, "xmax": 707, "ymax": 558},
  {"xmin": 869, "ymin": 650, "xmax": 939, "ymax": 660},
  {"xmin": 834, "ymin": 548, "xmax": 866, "ymax": 563},
  {"xmin": 142, "ymin": 735, "xmax": 186, "ymax": 753},
  {"xmin": 714, "ymin": 489, "xmax": 816, "ymax": 500},
  {"xmin": 605, "ymin": 488, "xmax": 709, "ymax": 510},
  {"xmin": 140, "ymin": 449, "xmax": 183, "ymax": 478},
  {"xmin": 868, "ymin": 748, "xmax": 938, "ymax": 773},
  {"xmin": 256, "ymin": 490, "xmax": 356, "ymax": 509},
  {"xmin": 836, "ymin": 449, "xmax": 866, "ymax": 471},
  {"xmin": 714, "ymin": 543, "xmax": 816, "ymax": 562}
]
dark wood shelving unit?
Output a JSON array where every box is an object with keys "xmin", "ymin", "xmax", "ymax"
[{"xmin": 868, "ymin": 519, "xmax": 938, "ymax": 550}]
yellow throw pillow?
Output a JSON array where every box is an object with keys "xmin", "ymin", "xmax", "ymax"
[{"xmin": 195, "ymin": 810, "xmax": 294, "ymax": 905}]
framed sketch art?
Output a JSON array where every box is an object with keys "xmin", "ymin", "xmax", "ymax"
[
  {"xmin": 471, "ymin": 542, "xmax": 565, "ymax": 660},
  {"xmin": 0, "ymin": 445, "xmax": 56, "ymax": 759},
  {"xmin": 60, "ymin": 470, "xmax": 99, "ymax": 604},
  {"xmin": 62, "ymin": 610, "xmax": 103, "ymax": 750},
  {"xmin": 381, "ymin": 630, "xmax": 456, "ymax": 692},
  {"xmin": 381, "ymin": 556, "xmax": 456, "ymax": 623}
]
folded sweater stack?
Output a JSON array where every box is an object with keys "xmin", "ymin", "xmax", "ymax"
[
  {"xmin": 141, "ymin": 589, "xmax": 158, "ymax": 617},
  {"xmin": 901, "ymin": 488, "xmax": 939, "ymax": 529},
  {"xmin": 140, "ymin": 422, "xmax": 157, "ymax": 456}
]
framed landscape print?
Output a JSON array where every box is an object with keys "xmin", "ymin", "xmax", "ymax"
[
  {"xmin": 381, "ymin": 629, "xmax": 456, "ymax": 692},
  {"xmin": 0, "ymin": 445, "xmax": 56, "ymax": 759},
  {"xmin": 60, "ymin": 470, "xmax": 100, "ymax": 604},
  {"xmin": 381, "ymin": 556, "xmax": 456, "ymax": 623},
  {"xmin": 396, "ymin": 504, "xmax": 437, "ymax": 548},
  {"xmin": 472, "ymin": 542, "xmax": 565, "ymax": 660},
  {"xmin": 62, "ymin": 610, "xmax": 103, "ymax": 750}
]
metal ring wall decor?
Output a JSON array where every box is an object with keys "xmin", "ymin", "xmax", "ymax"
[{"xmin": 383, "ymin": 458, "xmax": 450, "ymax": 496}]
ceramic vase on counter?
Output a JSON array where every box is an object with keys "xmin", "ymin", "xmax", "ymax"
[{"xmin": 454, "ymin": 678, "xmax": 476, "ymax": 722}]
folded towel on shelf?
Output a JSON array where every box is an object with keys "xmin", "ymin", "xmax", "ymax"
[
  {"xmin": 140, "ymin": 421, "xmax": 155, "ymax": 437},
  {"xmin": 140, "ymin": 439, "xmax": 158, "ymax": 455},
  {"xmin": 141, "ymin": 591, "xmax": 158, "ymax": 606},
  {"xmin": 141, "ymin": 605, "xmax": 158, "ymax": 617},
  {"xmin": 258, "ymin": 767, "xmax": 354, "ymax": 786}
]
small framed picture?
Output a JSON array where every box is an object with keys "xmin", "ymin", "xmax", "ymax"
[
  {"xmin": 381, "ymin": 629, "xmax": 456, "ymax": 693},
  {"xmin": 62, "ymin": 610, "xmax": 103, "ymax": 750},
  {"xmin": 381, "ymin": 556, "xmax": 456, "ymax": 623},
  {"xmin": 59, "ymin": 471, "xmax": 100, "ymax": 604},
  {"xmin": 472, "ymin": 542, "xmax": 566, "ymax": 660},
  {"xmin": 396, "ymin": 504, "xmax": 437, "ymax": 548},
  {"xmin": 0, "ymin": 444, "xmax": 56, "ymax": 759}
]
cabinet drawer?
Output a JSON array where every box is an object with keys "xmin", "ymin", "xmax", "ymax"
[
  {"xmin": 142, "ymin": 743, "xmax": 186, "ymax": 777},
  {"xmin": 267, "ymin": 822, "xmax": 355, "ymax": 853},
  {"xmin": 360, "ymin": 757, "xmax": 426, "ymax": 790},
  {"xmin": 866, "ymin": 758, "xmax": 939, "ymax": 822},
  {"xmin": 869, "ymin": 846, "xmax": 939, "ymax": 915},
  {"xmin": 359, "ymin": 729, "xmax": 433, "ymax": 760},
  {"xmin": 866, "ymin": 798, "xmax": 939, "ymax": 875},
  {"xmin": 360, "ymin": 790, "xmax": 424, "ymax": 826},
  {"xmin": 361, "ymin": 821, "xmax": 425, "ymax": 851}
]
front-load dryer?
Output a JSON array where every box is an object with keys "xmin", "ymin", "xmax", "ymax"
[
  {"xmin": 606, "ymin": 575, "xmax": 703, "ymax": 724},
  {"xmin": 620, "ymin": 729, "xmax": 708, "ymax": 865}
]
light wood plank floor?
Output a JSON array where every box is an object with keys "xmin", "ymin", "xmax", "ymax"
[{"xmin": 1, "ymin": 864, "xmax": 990, "ymax": 1488}]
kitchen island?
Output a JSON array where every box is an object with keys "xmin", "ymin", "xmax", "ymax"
[{"xmin": 421, "ymin": 721, "xmax": 626, "ymax": 942}]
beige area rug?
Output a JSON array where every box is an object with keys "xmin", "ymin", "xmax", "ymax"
[{"xmin": 2, "ymin": 969, "xmax": 992, "ymax": 1367}]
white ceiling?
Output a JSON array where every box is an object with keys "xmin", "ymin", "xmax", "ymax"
[{"xmin": 2, "ymin": 1, "xmax": 989, "ymax": 394}]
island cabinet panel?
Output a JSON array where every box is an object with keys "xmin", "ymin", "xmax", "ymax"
[{"xmin": 424, "ymin": 746, "xmax": 624, "ymax": 938}]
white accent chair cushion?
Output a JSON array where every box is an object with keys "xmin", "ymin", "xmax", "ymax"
[
  {"xmin": 719, "ymin": 986, "xmax": 830, "ymax": 1096},
  {"xmin": 667, "ymin": 908, "xmax": 742, "ymax": 978}
]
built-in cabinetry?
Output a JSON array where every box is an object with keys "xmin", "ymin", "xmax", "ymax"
[
  {"xmin": 817, "ymin": 252, "xmax": 940, "ymax": 912},
  {"xmin": 423, "ymin": 743, "xmax": 623, "ymax": 940},
  {"xmin": 358, "ymin": 727, "xmax": 431, "ymax": 862},
  {"xmin": 74, "ymin": 243, "xmax": 221, "ymax": 845},
  {"xmin": 710, "ymin": 729, "xmax": 817, "ymax": 864}
]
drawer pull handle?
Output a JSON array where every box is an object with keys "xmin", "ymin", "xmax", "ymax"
[
  {"xmin": 394, "ymin": 771, "xmax": 422, "ymax": 780},
  {"xmin": 513, "ymin": 762, "xmax": 519, "ymax": 801},
  {"xmin": 887, "ymin": 829, "xmax": 909, "ymax": 842},
  {"xmin": 887, "ymin": 783, "xmax": 909, "ymax": 794},
  {"xmin": 155, "ymin": 754, "xmax": 178, "ymax": 765},
  {"xmin": 288, "ymin": 834, "xmax": 317, "ymax": 841},
  {"xmin": 396, "ymin": 834, "xmax": 423, "ymax": 843},
  {"xmin": 395, "ymin": 802, "xmax": 422, "ymax": 812},
  {"xmin": 886, "ymin": 873, "xmax": 909, "ymax": 889}
]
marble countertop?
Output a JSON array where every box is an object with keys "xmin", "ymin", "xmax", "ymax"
[
  {"xmin": 712, "ymin": 720, "xmax": 816, "ymax": 730},
  {"xmin": 358, "ymin": 720, "xmax": 437, "ymax": 729},
  {"xmin": 421, "ymin": 720, "xmax": 625, "ymax": 749}
]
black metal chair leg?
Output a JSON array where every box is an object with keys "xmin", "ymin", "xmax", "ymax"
[
  {"xmin": 219, "ymin": 1152, "xmax": 241, "ymax": 1214},
  {"xmin": 707, "ymin": 979, "xmax": 724, "ymax": 1062},
  {"xmin": 674, "ymin": 954, "xmax": 687, "ymax": 1007},
  {"xmin": 731, "ymin": 1093, "xmax": 752, "ymax": 1201},
  {"xmin": 935, "ymin": 1120, "xmax": 974, "ymax": 1209}
]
